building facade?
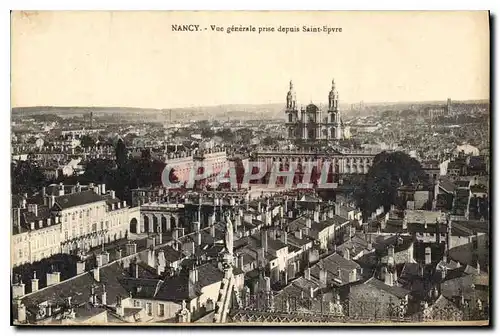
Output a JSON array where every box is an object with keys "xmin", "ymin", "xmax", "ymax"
[{"xmin": 285, "ymin": 80, "xmax": 350, "ymax": 142}]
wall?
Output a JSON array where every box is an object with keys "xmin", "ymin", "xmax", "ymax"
[
  {"xmin": 132, "ymin": 298, "xmax": 181, "ymax": 322},
  {"xmin": 349, "ymin": 283, "xmax": 403, "ymax": 318}
]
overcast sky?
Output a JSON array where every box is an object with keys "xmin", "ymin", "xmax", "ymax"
[{"xmin": 11, "ymin": 11, "xmax": 489, "ymax": 109}]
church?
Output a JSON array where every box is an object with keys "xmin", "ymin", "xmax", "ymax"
[{"xmin": 285, "ymin": 79, "xmax": 350, "ymax": 142}]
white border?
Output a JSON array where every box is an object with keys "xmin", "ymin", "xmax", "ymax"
[{"xmin": 2, "ymin": 1, "xmax": 497, "ymax": 336}]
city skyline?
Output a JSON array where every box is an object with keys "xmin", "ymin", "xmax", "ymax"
[{"xmin": 11, "ymin": 11, "xmax": 489, "ymax": 109}]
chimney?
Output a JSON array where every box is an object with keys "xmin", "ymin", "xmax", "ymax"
[
  {"xmin": 238, "ymin": 254, "xmax": 244, "ymax": 269},
  {"xmin": 30, "ymin": 221, "xmax": 35, "ymax": 230},
  {"xmin": 319, "ymin": 268, "xmax": 328, "ymax": 288},
  {"xmin": 17, "ymin": 300, "xmax": 26, "ymax": 323},
  {"xmin": 31, "ymin": 272, "xmax": 39, "ymax": 292},
  {"xmin": 49, "ymin": 195, "xmax": 56, "ymax": 208},
  {"xmin": 110, "ymin": 190, "xmax": 116, "ymax": 199},
  {"xmin": 282, "ymin": 231, "xmax": 288, "ymax": 245},
  {"xmin": 314, "ymin": 207, "xmax": 320, "ymax": 223},
  {"xmin": 46, "ymin": 271, "xmax": 61, "ymax": 286},
  {"xmin": 115, "ymin": 248, "xmax": 123, "ymax": 260},
  {"xmin": 264, "ymin": 276, "xmax": 271, "ymax": 292},
  {"xmin": 100, "ymin": 284, "xmax": 107, "ymax": 306},
  {"xmin": 384, "ymin": 270, "xmax": 394, "ymax": 286},
  {"xmin": 116, "ymin": 296, "xmax": 124, "ymax": 316},
  {"xmin": 101, "ymin": 184, "xmax": 106, "ymax": 195},
  {"xmin": 76, "ymin": 260, "xmax": 86, "ymax": 275},
  {"xmin": 344, "ymin": 248, "xmax": 350, "ymax": 260},
  {"xmin": 89, "ymin": 286, "xmax": 96, "ymax": 305},
  {"xmin": 92, "ymin": 266, "xmax": 100, "ymax": 282},
  {"xmin": 309, "ymin": 287, "xmax": 314, "ymax": 298},
  {"xmin": 476, "ymin": 259, "xmax": 481, "ymax": 275},
  {"xmin": 367, "ymin": 235, "xmax": 373, "ymax": 250},
  {"xmin": 12, "ymin": 279, "xmax": 25, "ymax": 298},
  {"xmin": 147, "ymin": 248, "xmax": 155, "ymax": 268},
  {"xmin": 38, "ymin": 220, "xmax": 43, "ymax": 229},
  {"xmin": 441, "ymin": 266, "xmax": 447, "ymax": 280},
  {"xmin": 261, "ymin": 230, "xmax": 268, "ymax": 252},
  {"xmin": 304, "ymin": 267, "xmax": 311, "ymax": 280},
  {"xmin": 125, "ymin": 242, "xmax": 137, "ymax": 256},
  {"xmin": 196, "ymin": 231, "xmax": 202, "ymax": 246},
  {"xmin": 189, "ymin": 267, "xmax": 199, "ymax": 284},
  {"xmin": 58, "ymin": 183, "xmax": 65, "ymax": 196},
  {"xmin": 210, "ymin": 225, "xmax": 215, "ymax": 238},
  {"xmin": 425, "ymin": 247, "xmax": 432, "ymax": 265}
]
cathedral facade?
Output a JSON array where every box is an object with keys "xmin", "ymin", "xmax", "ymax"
[{"xmin": 285, "ymin": 80, "xmax": 350, "ymax": 141}]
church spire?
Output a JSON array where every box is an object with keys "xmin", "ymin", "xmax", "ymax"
[{"xmin": 286, "ymin": 80, "xmax": 296, "ymax": 110}]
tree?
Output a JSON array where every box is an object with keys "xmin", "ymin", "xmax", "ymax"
[
  {"xmin": 355, "ymin": 151, "xmax": 426, "ymax": 219},
  {"xmin": 115, "ymin": 138, "xmax": 128, "ymax": 169},
  {"xmin": 80, "ymin": 135, "xmax": 96, "ymax": 148},
  {"xmin": 215, "ymin": 128, "xmax": 234, "ymax": 142},
  {"xmin": 11, "ymin": 161, "xmax": 51, "ymax": 195},
  {"xmin": 235, "ymin": 128, "xmax": 253, "ymax": 143},
  {"xmin": 201, "ymin": 128, "xmax": 215, "ymax": 139},
  {"xmin": 262, "ymin": 136, "xmax": 278, "ymax": 147}
]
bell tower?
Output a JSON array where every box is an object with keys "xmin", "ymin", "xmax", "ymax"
[
  {"xmin": 328, "ymin": 79, "xmax": 342, "ymax": 140},
  {"xmin": 285, "ymin": 80, "xmax": 299, "ymax": 140}
]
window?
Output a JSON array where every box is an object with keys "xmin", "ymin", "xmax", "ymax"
[
  {"xmin": 72, "ymin": 213, "xmax": 75, "ymax": 221},
  {"xmin": 158, "ymin": 304, "xmax": 165, "ymax": 317},
  {"xmin": 18, "ymin": 249, "xmax": 22, "ymax": 258},
  {"xmin": 147, "ymin": 303, "xmax": 152, "ymax": 316},
  {"xmin": 100, "ymin": 222, "xmax": 104, "ymax": 230},
  {"xmin": 86, "ymin": 210, "xmax": 90, "ymax": 217},
  {"xmin": 134, "ymin": 300, "xmax": 140, "ymax": 307},
  {"xmin": 79, "ymin": 211, "xmax": 82, "ymax": 219},
  {"xmin": 64, "ymin": 214, "xmax": 68, "ymax": 223},
  {"xmin": 92, "ymin": 223, "xmax": 97, "ymax": 232}
]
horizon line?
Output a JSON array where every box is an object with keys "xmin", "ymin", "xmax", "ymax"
[{"xmin": 11, "ymin": 97, "xmax": 491, "ymax": 112}]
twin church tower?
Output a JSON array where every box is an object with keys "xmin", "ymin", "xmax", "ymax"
[{"xmin": 284, "ymin": 79, "xmax": 349, "ymax": 142}]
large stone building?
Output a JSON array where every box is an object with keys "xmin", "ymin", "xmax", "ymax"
[
  {"xmin": 11, "ymin": 183, "xmax": 140, "ymax": 266},
  {"xmin": 285, "ymin": 80, "xmax": 350, "ymax": 142}
]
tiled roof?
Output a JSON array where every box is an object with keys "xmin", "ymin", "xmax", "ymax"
[
  {"xmin": 196, "ymin": 263, "xmax": 224, "ymax": 288},
  {"xmin": 362, "ymin": 277, "xmax": 410, "ymax": 299},
  {"xmin": 154, "ymin": 273, "xmax": 200, "ymax": 302},
  {"xmin": 54, "ymin": 190, "xmax": 106, "ymax": 210},
  {"xmin": 439, "ymin": 178, "xmax": 456, "ymax": 194},
  {"xmin": 21, "ymin": 262, "xmax": 129, "ymax": 310}
]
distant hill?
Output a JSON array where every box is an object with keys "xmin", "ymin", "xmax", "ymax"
[{"xmin": 11, "ymin": 99, "xmax": 489, "ymax": 121}]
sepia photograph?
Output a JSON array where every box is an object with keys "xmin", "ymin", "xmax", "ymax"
[{"xmin": 9, "ymin": 10, "xmax": 490, "ymax": 326}]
